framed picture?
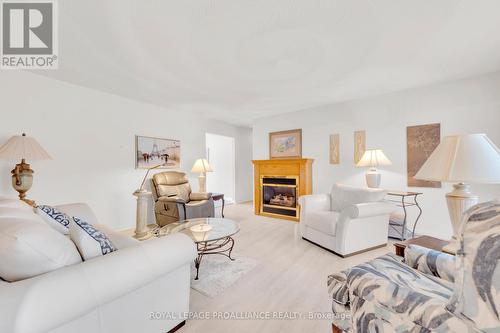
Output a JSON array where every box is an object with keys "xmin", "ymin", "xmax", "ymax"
[
  {"xmin": 329, "ymin": 134, "xmax": 340, "ymax": 164},
  {"xmin": 269, "ymin": 129, "xmax": 302, "ymax": 159},
  {"xmin": 407, "ymin": 123, "xmax": 441, "ymax": 188},
  {"xmin": 354, "ymin": 130, "xmax": 366, "ymax": 164},
  {"xmin": 135, "ymin": 135, "xmax": 181, "ymax": 169}
]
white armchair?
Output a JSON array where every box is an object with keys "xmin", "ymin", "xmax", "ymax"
[{"xmin": 298, "ymin": 184, "xmax": 394, "ymax": 257}]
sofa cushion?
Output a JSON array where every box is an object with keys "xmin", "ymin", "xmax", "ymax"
[
  {"xmin": 331, "ymin": 184, "xmax": 386, "ymax": 212},
  {"xmin": 328, "ymin": 271, "xmax": 349, "ymax": 305},
  {"xmin": 0, "ymin": 198, "xmax": 33, "ymax": 210},
  {"xmin": 70, "ymin": 217, "xmax": 117, "ymax": 261},
  {"xmin": 347, "ymin": 253, "xmax": 463, "ymax": 330},
  {"xmin": 305, "ymin": 211, "xmax": 339, "ymax": 236},
  {"xmin": 0, "ymin": 203, "xmax": 82, "ymax": 282},
  {"xmin": 404, "ymin": 244, "xmax": 456, "ymax": 282},
  {"xmin": 36, "ymin": 205, "xmax": 71, "ymax": 235}
]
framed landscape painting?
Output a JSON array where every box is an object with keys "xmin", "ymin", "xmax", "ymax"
[
  {"xmin": 135, "ymin": 135, "xmax": 181, "ymax": 169},
  {"xmin": 269, "ymin": 129, "xmax": 302, "ymax": 159}
]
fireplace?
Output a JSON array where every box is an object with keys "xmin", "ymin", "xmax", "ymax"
[
  {"xmin": 252, "ymin": 159, "xmax": 313, "ymax": 221},
  {"xmin": 261, "ymin": 176, "xmax": 298, "ymax": 218}
]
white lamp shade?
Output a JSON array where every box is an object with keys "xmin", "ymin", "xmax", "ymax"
[
  {"xmin": 356, "ymin": 149, "xmax": 392, "ymax": 167},
  {"xmin": 0, "ymin": 134, "xmax": 51, "ymax": 161},
  {"xmin": 191, "ymin": 158, "xmax": 213, "ymax": 173},
  {"xmin": 415, "ymin": 134, "xmax": 500, "ymax": 184}
]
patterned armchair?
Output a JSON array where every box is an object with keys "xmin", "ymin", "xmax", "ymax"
[{"xmin": 328, "ymin": 200, "xmax": 500, "ymax": 332}]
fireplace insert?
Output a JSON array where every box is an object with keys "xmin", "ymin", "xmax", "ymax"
[{"xmin": 261, "ymin": 176, "xmax": 298, "ymax": 218}]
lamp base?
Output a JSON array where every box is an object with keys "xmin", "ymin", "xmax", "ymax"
[
  {"xmin": 444, "ymin": 183, "xmax": 479, "ymax": 253},
  {"xmin": 198, "ymin": 173, "xmax": 207, "ymax": 192},
  {"xmin": 365, "ymin": 168, "xmax": 381, "ymax": 188},
  {"xmin": 11, "ymin": 159, "xmax": 36, "ymax": 206}
]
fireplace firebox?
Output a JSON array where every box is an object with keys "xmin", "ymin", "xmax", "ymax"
[{"xmin": 261, "ymin": 176, "xmax": 298, "ymax": 218}]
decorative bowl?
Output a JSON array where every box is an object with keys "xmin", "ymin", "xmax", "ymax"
[{"xmin": 190, "ymin": 224, "xmax": 213, "ymax": 233}]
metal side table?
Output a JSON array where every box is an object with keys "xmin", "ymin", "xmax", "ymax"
[{"xmin": 387, "ymin": 191, "xmax": 423, "ymax": 241}]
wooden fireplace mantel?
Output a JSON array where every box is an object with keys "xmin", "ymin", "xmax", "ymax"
[{"xmin": 252, "ymin": 159, "xmax": 314, "ymax": 221}]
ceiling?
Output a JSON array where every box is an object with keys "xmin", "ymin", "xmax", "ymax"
[{"xmin": 38, "ymin": 0, "xmax": 500, "ymax": 126}]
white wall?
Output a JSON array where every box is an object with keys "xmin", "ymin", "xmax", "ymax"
[
  {"xmin": 0, "ymin": 71, "xmax": 253, "ymax": 230},
  {"xmin": 206, "ymin": 133, "xmax": 236, "ymax": 202},
  {"xmin": 253, "ymin": 71, "xmax": 500, "ymax": 239}
]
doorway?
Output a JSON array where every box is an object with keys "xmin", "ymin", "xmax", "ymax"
[{"xmin": 205, "ymin": 133, "xmax": 236, "ymax": 205}]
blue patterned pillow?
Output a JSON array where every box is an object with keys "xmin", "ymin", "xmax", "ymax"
[
  {"xmin": 36, "ymin": 205, "xmax": 71, "ymax": 235},
  {"xmin": 70, "ymin": 217, "xmax": 117, "ymax": 260}
]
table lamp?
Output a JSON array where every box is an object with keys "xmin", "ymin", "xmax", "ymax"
[
  {"xmin": 0, "ymin": 133, "xmax": 52, "ymax": 206},
  {"xmin": 191, "ymin": 158, "xmax": 213, "ymax": 192},
  {"xmin": 356, "ymin": 149, "xmax": 392, "ymax": 188},
  {"xmin": 415, "ymin": 134, "xmax": 500, "ymax": 252}
]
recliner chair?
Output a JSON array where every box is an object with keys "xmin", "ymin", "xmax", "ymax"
[{"xmin": 152, "ymin": 171, "xmax": 215, "ymax": 226}]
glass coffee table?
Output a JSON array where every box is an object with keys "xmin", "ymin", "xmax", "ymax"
[{"xmin": 154, "ymin": 218, "xmax": 240, "ymax": 280}]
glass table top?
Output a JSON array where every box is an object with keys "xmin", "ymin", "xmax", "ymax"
[{"xmin": 155, "ymin": 218, "xmax": 239, "ymax": 243}]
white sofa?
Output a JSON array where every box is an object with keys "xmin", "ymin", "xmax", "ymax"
[
  {"xmin": 0, "ymin": 199, "xmax": 196, "ymax": 333},
  {"xmin": 298, "ymin": 184, "xmax": 394, "ymax": 257}
]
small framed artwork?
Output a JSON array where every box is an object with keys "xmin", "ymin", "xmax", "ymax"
[
  {"xmin": 269, "ymin": 129, "xmax": 302, "ymax": 159},
  {"xmin": 330, "ymin": 134, "xmax": 340, "ymax": 164},
  {"xmin": 354, "ymin": 130, "xmax": 366, "ymax": 164},
  {"xmin": 135, "ymin": 135, "xmax": 181, "ymax": 169}
]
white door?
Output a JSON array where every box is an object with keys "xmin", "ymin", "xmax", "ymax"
[{"xmin": 205, "ymin": 133, "xmax": 235, "ymax": 204}]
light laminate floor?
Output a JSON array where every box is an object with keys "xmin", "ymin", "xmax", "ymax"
[{"xmin": 180, "ymin": 203, "xmax": 393, "ymax": 333}]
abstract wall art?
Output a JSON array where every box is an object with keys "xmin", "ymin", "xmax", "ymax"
[
  {"xmin": 330, "ymin": 134, "xmax": 340, "ymax": 164},
  {"xmin": 407, "ymin": 123, "xmax": 441, "ymax": 188},
  {"xmin": 354, "ymin": 130, "xmax": 366, "ymax": 164}
]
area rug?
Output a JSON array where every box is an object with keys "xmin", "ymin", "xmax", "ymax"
[{"xmin": 191, "ymin": 256, "xmax": 258, "ymax": 298}]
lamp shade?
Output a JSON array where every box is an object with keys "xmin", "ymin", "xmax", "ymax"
[
  {"xmin": 415, "ymin": 134, "xmax": 500, "ymax": 184},
  {"xmin": 356, "ymin": 149, "xmax": 392, "ymax": 168},
  {"xmin": 191, "ymin": 158, "xmax": 213, "ymax": 173},
  {"xmin": 0, "ymin": 134, "xmax": 51, "ymax": 160}
]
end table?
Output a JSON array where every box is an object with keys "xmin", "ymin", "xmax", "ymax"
[
  {"xmin": 387, "ymin": 191, "xmax": 423, "ymax": 240},
  {"xmin": 394, "ymin": 235, "xmax": 452, "ymax": 257},
  {"xmin": 211, "ymin": 193, "xmax": 225, "ymax": 218}
]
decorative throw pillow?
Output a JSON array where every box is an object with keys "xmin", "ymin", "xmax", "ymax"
[
  {"xmin": 36, "ymin": 205, "xmax": 71, "ymax": 235},
  {"xmin": 69, "ymin": 216, "xmax": 117, "ymax": 261}
]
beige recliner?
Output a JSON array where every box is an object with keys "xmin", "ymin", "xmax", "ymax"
[{"xmin": 152, "ymin": 171, "xmax": 215, "ymax": 226}]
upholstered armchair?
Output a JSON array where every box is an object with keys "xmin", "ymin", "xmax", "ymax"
[
  {"xmin": 298, "ymin": 184, "xmax": 394, "ymax": 257},
  {"xmin": 328, "ymin": 200, "xmax": 500, "ymax": 333},
  {"xmin": 152, "ymin": 171, "xmax": 215, "ymax": 226}
]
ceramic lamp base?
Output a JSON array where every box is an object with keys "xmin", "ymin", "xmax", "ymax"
[
  {"xmin": 444, "ymin": 183, "xmax": 479, "ymax": 253},
  {"xmin": 365, "ymin": 168, "xmax": 381, "ymax": 188},
  {"xmin": 11, "ymin": 159, "xmax": 36, "ymax": 206},
  {"xmin": 198, "ymin": 173, "xmax": 207, "ymax": 192}
]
